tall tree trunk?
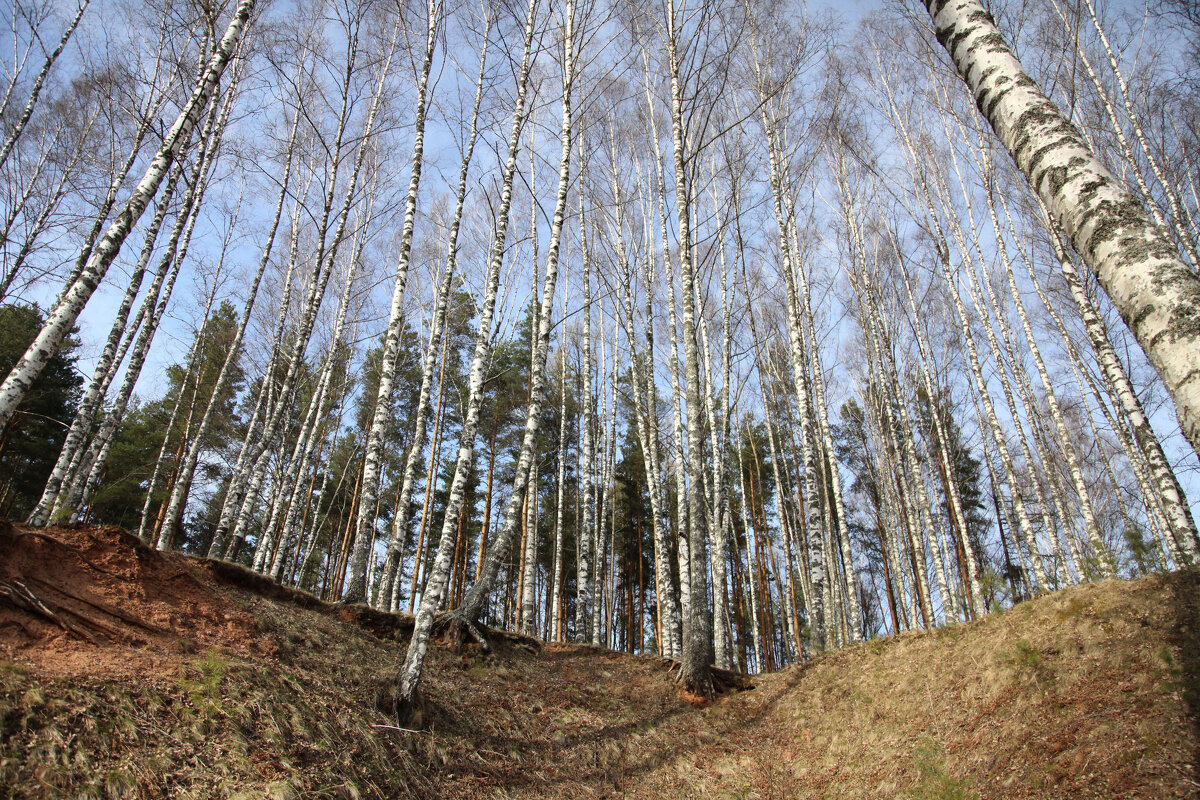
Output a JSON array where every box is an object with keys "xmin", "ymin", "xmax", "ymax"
[
  {"xmin": 394, "ymin": 0, "xmax": 540, "ymax": 723},
  {"xmin": 377, "ymin": 11, "xmax": 492, "ymax": 609},
  {"xmin": 453, "ymin": 0, "xmax": 576, "ymax": 637},
  {"xmin": 924, "ymin": 0, "xmax": 1200, "ymax": 456},
  {"xmin": 342, "ymin": 2, "xmax": 440, "ymax": 603},
  {"xmin": 0, "ymin": 0, "xmax": 255, "ymax": 433},
  {"xmin": 664, "ymin": 0, "xmax": 714, "ymax": 696},
  {"xmin": 0, "ymin": 0, "xmax": 91, "ymax": 171}
]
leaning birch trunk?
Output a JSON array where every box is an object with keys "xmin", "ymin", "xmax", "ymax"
[
  {"xmin": 28, "ymin": 155, "xmax": 188, "ymax": 525},
  {"xmin": 923, "ymin": 0, "xmax": 1200, "ymax": 457},
  {"xmin": 332, "ymin": 3, "xmax": 431, "ymax": 604},
  {"xmin": 452, "ymin": 0, "xmax": 575, "ymax": 636},
  {"xmin": 1051, "ymin": 0, "xmax": 1200, "ymax": 269},
  {"xmin": 1021, "ymin": 223, "xmax": 1190, "ymax": 565},
  {"xmin": 0, "ymin": 0, "xmax": 91, "ymax": 172},
  {"xmin": 0, "ymin": 0, "xmax": 255, "ymax": 433},
  {"xmin": 153, "ymin": 99, "xmax": 303, "ymax": 548},
  {"xmin": 57, "ymin": 83, "xmax": 231, "ymax": 521},
  {"xmin": 376, "ymin": 12, "xmax": 491, "ymax": 610},
  {"xmin": 65, "ymin": 147, "xmax": 230, "ymax": 518},
  {"xmin": 42, "ymin": 64, "xmax": 169, "ymax": 313},
  {"xmin": 392, "ymin": 0, "xmax": 540, "ymax": 724}
]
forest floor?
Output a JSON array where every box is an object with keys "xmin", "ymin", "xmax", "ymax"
[{"xmin": 0, "ymin": 522, "xmax": 1197, "ymax": 799}]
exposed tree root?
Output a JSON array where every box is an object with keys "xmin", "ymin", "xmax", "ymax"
[
  {"xmin": 0, "ymin": 579, "xmax": 100, "ymax": 642},
  {"xmin": 429, "ymin": 611, "xmax": 544, "ymax": 656},
  {"xmin": 431, "ymin": 612, "xmax": 492, "ymax": 654},
  {"xmin": 672, "ymin": 661, "xmax": 752, "ymax": 700},
  {"xmin": 393, "ymin": 683, "xmax": 428, "ymax": 730}
]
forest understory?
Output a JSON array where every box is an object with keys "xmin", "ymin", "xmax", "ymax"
[{"xmin": 1, "ymin": 522, "xmax": 1196, "ymax": 800}]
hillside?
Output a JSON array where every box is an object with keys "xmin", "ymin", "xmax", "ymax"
[{"xmin": 0, "ymin": 522, "xmax": 1196, "ymax": 799}]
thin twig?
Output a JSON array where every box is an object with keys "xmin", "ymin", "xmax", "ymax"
[{"xmin": 371, "ymin": 724, "xmax": 423, "ymax": 734}]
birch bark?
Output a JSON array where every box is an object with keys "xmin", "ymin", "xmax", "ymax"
[
  {"xmin": 0, "ymin": 0, "xmax": 255, "ymax": 433},
  {"xmin": 924, "ymin": 0, "xmax": 1200, "ymax": 456},
  {"xmin": 339, "ymin": 1, "xmax": 436, "ymax": 603},
  {"xmin": 394, "ymin": 0, "xmax": 540, "ymax": 723},
  {"xmin": 377, "ymin": 10, "xmax": 492, "ymax": 610},
  {"xmin": 453, "ymin": 0, "xmax": 575, "ymax": 637}
]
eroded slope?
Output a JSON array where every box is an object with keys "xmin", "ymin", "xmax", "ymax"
[{"xmin": 0, "ymin": 523, "xmax": 1196, "ymax": 799}]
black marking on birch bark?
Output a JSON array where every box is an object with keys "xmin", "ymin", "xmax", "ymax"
[
  {"xmin": 1084, "ymin": 198, "xmax": 1153, "ymax": 261},
  {"xmin": 946, "ymin": 25, "xmax": 976, "ymax": 55},
  {"xmin": 1041, "ymin": 166, "xmax": 1069, "ymax": 197},
  {"xmin": 1077, "ymin": 178, "xmax": 1105, "ymax": 205},
  {"xmin": 1014, "ymin": 116, "xmax": 1078, "ymax": 172},
  {"xmin": 980, "ymin": 84, "xmax": 1013, "ymax": 120},
  {"xmin": 966, "ymin": 8, "xmax": 994, "ymax": 26},
  {"xmin": 1162, "ymin": 294, "xmax": 1200, "ymax": 340}
]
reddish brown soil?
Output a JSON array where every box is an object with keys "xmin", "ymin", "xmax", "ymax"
[{"xmin": 0, "ymin": 521, "xmax": 263, "ymax": 679}]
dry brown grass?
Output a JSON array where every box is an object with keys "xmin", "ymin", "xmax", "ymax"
[{"xmin": 1, "ymin": 525, "xmax": 1197, "ymax": 799}]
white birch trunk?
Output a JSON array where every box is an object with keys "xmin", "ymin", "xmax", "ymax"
[
  {"xmin": 66, "ymin": 145, "xmax": 230, "ymax": 518},
  {"xmin": 577, "ymin": 174, "xmax": 594, "ymax": 642},
  {"xmin": 394, "ymin": 0, "xmax": 541, "ymax": 720},
  {"xmin": 663, "ymin": 0, "xmax": 714, "ymax": 694},
  {"xmin": 0, "ymin": 0, "xmax": 255, "ymax": 433},
  {"xmin": 376, "ymin": 12, "xmax": 491, "ymax": 609},
  {"xmin": 150, "ymin": 96, "xmax": 303, "ymax": 548},
  {"xmin": 925, "ymin": 0, "xmax": 1200, "ymax": 456},
  {"xmin": 455, "ymin": 0, "xmax": 575, "ymax": 632},
  {"xmin": 550, "ymin": 265, "xmax": 570, "ymax": 641},
  {"xmin": 340, "ymin": 3, "xmax": 437, "ymax": 603},
  {"xmin": 28, "ymin": 155, "xmax": 188, "ymax": 526},
  {"xmin": 0, "ymin": 0, "xmax": 91, "ymax": 171}
]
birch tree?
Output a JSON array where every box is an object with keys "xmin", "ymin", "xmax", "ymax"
[
  {"xmin": 924, "ymin": 0, "xmax": 1200, "ymax": 457},
  {"xmin": 339, "ymin": 0, "xmax": 439, "ymax": 604},
  {"xmin": 393, "ymin": 0, "xmax": 541, "ymax": 724},
  {"xmin": 0, "ymin": 0, "xmax": 256, "ymax": 434}
]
